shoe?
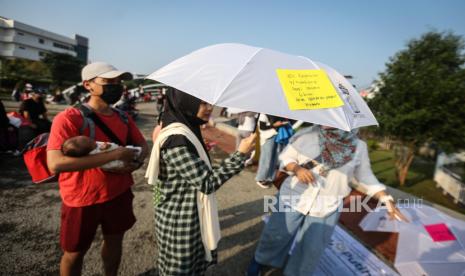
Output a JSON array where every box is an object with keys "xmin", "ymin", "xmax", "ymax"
[
  {"xmin": 245, "ymin": 151, "xmax": 256, "ymax": 166},
  {"xmin": 244, "ymin": 158, "xmax": 254, "ymax": 167},
  {"xmin": 256, "ymin": 181, "xmax": 272, "ymax": 189}
]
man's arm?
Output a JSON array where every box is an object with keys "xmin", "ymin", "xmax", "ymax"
[
  {"xmin": 47, "ymin": 147, "xmax": 135, "ymax": 174},
  {"xmin": 135, "ymin": 140, "xmax": 149, "ymax": 163},
  {"xmin": 45, "ymin": 110, "xmax": 140, "ymax": 174}
]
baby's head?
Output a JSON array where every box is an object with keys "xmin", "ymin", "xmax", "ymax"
[{"xmin": 62, "ymin": 136, "xmax": 97, "ymax": 157}]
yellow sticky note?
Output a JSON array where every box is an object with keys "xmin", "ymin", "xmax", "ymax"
[{"xmin": 276, "ymin": 69, "xmax": 344, "ymax": 110}]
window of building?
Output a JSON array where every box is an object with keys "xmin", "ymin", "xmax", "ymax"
[
  {"xmin": 17, "ymin": 32, "xmax": 24, "ymax": 36},
  {"xmin": 39, "ymin": 51, "xmax": 47, "ymax": 57},
  {"xmin": 39, "ymin": 38, "xmax": 45, "ymax": 44},
  {"xmin": 53, "ymin": 42, "xmax": 71, "ymax": 50},
  {"xmin": 19, "ymin": 46, "xmax": 26, "ymax": 50}
]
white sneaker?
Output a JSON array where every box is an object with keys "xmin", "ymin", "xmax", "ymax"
[
  {"xmin": 256, "ymin": 181, "xmax": 272, "ymax": 189},
  {"xmin": 244, "ymin": 158, "xmax": 254, "ymax": 167}
]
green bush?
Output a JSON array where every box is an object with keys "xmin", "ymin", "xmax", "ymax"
[{"xmin": 367, "ymin": 139, "xmax": 379, "ymax": 151}]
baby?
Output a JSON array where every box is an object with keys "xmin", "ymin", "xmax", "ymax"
[{"xmin": 61, "ymin": 135, "xmax": 141, "ymax": 169}]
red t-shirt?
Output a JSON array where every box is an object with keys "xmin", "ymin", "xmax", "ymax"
[{"xmin": 47, "ymin": 107, "xmax": 146, "ymax": 207}]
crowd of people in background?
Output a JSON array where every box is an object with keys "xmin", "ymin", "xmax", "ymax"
[
  {"xmin": 0, "ymin": 99, "xmax": 18, "ymax": 154},
  {"xmin": 1, "ymin": 83, "xmax": 52, "ymax": 154},
  {"xmin": 0, "ymin": 80, "xmax": 163, "ymax": 156}
]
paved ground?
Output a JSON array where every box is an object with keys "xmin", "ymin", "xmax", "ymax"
[{"xmin": 0, "ymin": 101, "xmax": 278, "ymax": 275}]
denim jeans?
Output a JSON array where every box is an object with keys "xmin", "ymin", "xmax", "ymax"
[
  {"xmin": 236, "ymin": 130, "xmax": 254, "ymax": 149},
  {"xmin": 253, "ymin": 194, "xmax": 340, "ymax": 276},
  {"xmin": 255, "ymin": 137, "xmax": 282, "ymax": 182}
]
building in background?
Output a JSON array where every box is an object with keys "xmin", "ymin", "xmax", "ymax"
[{"xmin": 0, "ymin": 16, "xmax": 88, "ymax": 63}]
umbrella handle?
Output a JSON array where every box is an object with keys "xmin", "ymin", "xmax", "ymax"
[{"xmin": 254, "ymin": 114, "xmax": 260, "ymax": 132}]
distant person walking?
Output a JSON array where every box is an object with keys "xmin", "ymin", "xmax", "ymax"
[
  {"xmin": 19, "ymin": 90, "xmax": 52, "ymax": 135},
  {"xmin": 20, "ymin": 83, "xmax": 33, "ymax": 101},
  {"xmin": 255, "ymin": 114, "xmax": 290, "ymax": 188},
  {"xmin": 235, "ymin": 112, "xmax": 257, "ymax": 148},
  {"xmin": 11, "ymin": 83, "xmax": 21, "ymax": 102},
  {"xmin": 0, "ymin": 100, "xmax": 18, "ymax": 152},
  {"xmin": 236, "ymin": 111, "xmax": 257, "ymax": 166}
]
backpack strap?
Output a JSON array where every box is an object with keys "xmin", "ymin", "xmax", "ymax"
[
  {"xmin": 77, "ymin": 104, "xmax": 96, "ymax": 140},
  {"xmin": 112, "ymin": 107, "xmax": 132, "ymax": 145},
  {"xmin": 111, "ymin": 107, "xmax": 129, "ymax": 125},
  {"xmin": 77, "ymin": 104, "xmax": 131, "ymax": 145}
]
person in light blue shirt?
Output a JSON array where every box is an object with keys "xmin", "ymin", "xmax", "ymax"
[{"xmin": 248, "ymin": 125, "xmax": 407, "ymax": 276}]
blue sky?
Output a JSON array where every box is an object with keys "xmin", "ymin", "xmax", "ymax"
[{"xmin": 2, "ymin": 0, "xmax": 465, "ymax": 88}]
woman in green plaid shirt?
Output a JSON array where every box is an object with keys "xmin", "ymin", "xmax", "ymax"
[{"xmin": 151, "ymin": 89, "xmax": 256, "ymax": 275}]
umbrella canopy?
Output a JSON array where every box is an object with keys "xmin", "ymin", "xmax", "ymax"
[
  {"xmin": 147, "ymin": 43, "xmax": 378, "ymax": 131},
  {"xmin": 360, "ymin": 205, "xmax": 465, "ymax": 275}
]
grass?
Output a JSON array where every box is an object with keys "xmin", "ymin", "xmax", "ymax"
[{"xmin": 369, "ymin": 149, "xmax": 465, "ymax": 215}]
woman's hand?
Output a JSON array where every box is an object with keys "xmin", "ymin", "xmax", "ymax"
[
  {"xmin": 152, "ymin": 124, "xmax": 162, "ymax": 142},
  {"xmin": 386, "ymin": 201, "xmax": 409, "ymax": 222},
  {"xmin": 285, "ymin": 162, "xmax": 315, "ymax": 185},
  {"xmin": 238, "ymin": 133, "xmax": 257, "ymax": 155},
  {"xmin": 272, "ymin": 121, "xmax": 289, "ymax": 128},
  {"xmin": 294, "ymin": 165, "xmax": 315, "ymax": 185},
  {"xmin": 376, "ymin": 192, "xmax": 409, "ymax": 222}
]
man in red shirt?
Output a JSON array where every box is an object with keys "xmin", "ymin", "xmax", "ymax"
[{"xmin": 47, "ymin": 62, "xmax": 148, "ymax": 276}]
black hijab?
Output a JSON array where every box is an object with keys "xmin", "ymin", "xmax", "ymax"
[{"xmin": 160, "ymin": 88, "xmax": 209, "ymax": 159}]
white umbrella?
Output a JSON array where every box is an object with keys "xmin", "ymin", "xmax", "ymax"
[
  {"xmin": 147, "ymin": 43, "xmax": 378, "ymax": 131},
  {"xmin": 360, "ymin": 205, "xmax": 465, "ymax": 275},
  {"xmin": 225, "ymin": 107, "xmax": 247, "ymax": 114}
]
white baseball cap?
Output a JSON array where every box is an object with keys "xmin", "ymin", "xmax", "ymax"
[{"xmin": 81, "ymin": 62, "xmax": 133, "ymax": 81}]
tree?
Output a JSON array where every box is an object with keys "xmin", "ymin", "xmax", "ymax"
[
  {"xmin": 369, "ymin": 31, "xmax": 465, "ymax": 186},
  {"xmin": 0, "ymin": 57, "xmax": 51, "ymax": 82},
  {"xmin": 42, "ymin": 53, "xmax": 84, "ymax": 87}
]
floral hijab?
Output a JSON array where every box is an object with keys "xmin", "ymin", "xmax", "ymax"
[{"xmin": 317, "ymin": 126, "xmax": 358, "ymax": 176}]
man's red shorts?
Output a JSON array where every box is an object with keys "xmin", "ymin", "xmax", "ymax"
[{"xmin": 60, "ymin": 189, "xmax": 136, "ymax": 252}]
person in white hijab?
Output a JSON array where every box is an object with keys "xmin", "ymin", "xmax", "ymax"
[{"xmin": 247, "ymin": 125, "xmax": 407, "ymax": 276}]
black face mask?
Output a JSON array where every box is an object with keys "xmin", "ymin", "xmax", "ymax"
[{"xmin": 100, "ymin": 84, "xmax": 124, "ymax": 104}]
